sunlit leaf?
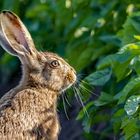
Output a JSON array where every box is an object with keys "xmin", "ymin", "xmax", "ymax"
[
  {"xmin": 130, "ymin": 56, "xmax": 140, "ymax": 75},
  {"xmin": 124, "ymin": 95, "xmax": 140, "ymax": 115}
]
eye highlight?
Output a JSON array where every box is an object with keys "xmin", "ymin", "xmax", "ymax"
[{"xmin": 50, "ymin": 60, "xmax": 60, "ymax": 68}]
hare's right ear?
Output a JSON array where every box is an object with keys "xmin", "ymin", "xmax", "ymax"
[{"xmin": 0, "ymin": 11, "xmax": 37, "ymax": 57}]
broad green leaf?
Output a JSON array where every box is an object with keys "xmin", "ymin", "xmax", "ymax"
[
  {"xmin": 97, "ymin": 43, "xmax": 140, "ymax": 69},
  {"xmin": 94, "ymin": 92, "xmax": 113, "ymax": 106},
  {"xmin": 97, "ymin": 52, "xmax": 131, "ymax": 82},
  {"xmin": 130, "ymin": 56, "xmax": 140, "ymax": 75},
  {"xmin": 117, "ymin": 77, "xmax": 140, "ymax": 104},
  {"xmin": 84, "ymin": 68, "xmax": 112, "ymax": 86},
  {"xmin": 121, "ymin": 118, "xmax": 139, "ymax": 140},
  {"xmin": 134, "ymin": 35, "xmax": 140, "ymax": 40},
  {"xmin": 113, "ymin": 52, "xmax": 132, "ymax": 82},
  {"xmin": 99, "ymin": 34, "xmax": 120, "ymax": 46},
  {"xmin": 97, "ymin": 43, "xmax": 140, "ymax": 81},
  {"xmin": 120, "ymin": 43, "xmax": 140, "ymax": 55},
  {"xmin": 117, "ymin": 12, "xmax": 140, "ymax": 46},
  {"xmin": 124, "ymin": 95, "xmax": 140, "ymax": 115},
  {"xmin": 113, "ymin": 109, "xmax": 125, "ymax": 118},
  {"xmin": 97, "ymin": 54, "xmax": 117, "ymax": 69}
]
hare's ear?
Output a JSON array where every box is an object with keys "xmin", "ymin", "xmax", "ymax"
[{"xmin": 0, "ymin": 11, "xmax": 36, "ymax": 57}]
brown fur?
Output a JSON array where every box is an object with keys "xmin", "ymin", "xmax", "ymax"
[{"xmin": 0, "ymin": 11, "xmax": 76, "ymax": 140}]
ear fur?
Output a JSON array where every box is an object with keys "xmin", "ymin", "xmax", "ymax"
[{"xmin": 0, "ymin": 10, "xmax": 36, "ymax": 57}]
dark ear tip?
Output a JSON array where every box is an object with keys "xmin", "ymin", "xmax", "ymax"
[
  {"xmin": 1, "ymin": 10, "xmax": 18, "ymax": 19},
  {"xmin": 2, "ymin": 10, "xmax": 6, "ymax": 13},
  {"xmin": 2, "ymin": 10, "xmax": 12, "ymax": 14},
  {"xmin": 1, "ymin": 10, "xmax": 16, "ymax": 16}
]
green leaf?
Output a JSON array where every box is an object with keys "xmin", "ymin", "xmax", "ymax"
[
  {"xmin": 130, "ymin": 56, "xmax": 140, "ymax": 75},
  {"xmin": 94, "ymin": 92, "xmax": 113, "ymax": 106},
  {"xmin": 84, "ymin": 68, "xmax": 112, "ymax": 86},
  {"xmin": 76, "ymin": 101, "xmax": 94, "ymax": 120},
  {"xmin": 98, "ymin": 43, "xmax": 140, "ymax": 81},
  {"xmin": 117, "ymin": 77, "xmax": 140, "ymax": 104},
  {"xmin": 99, "ymin": 34, "xmax": 120, "ymax": 46},
  {"xmin": 124, "ymin": 95, "xmax": 140, "ymax": 116},
  {"xmin": 117, "ymin": 12, "xmax": 140, "ymax": 46},
  {"xmin": 83, "ymin": 117, "xmax": 92, "ymax": 133},
  {"xmin": 97, "ymin": 52, "xmax": 131, "ymax": 81},
  {"xmin": 76, "ymin": 101, "xmax": 96, "ymax": 133},
  {"xmin": 120, "ymin": 42, "xmax": 140, "ymax": 55},
  {"xmin": 112, "ymin": 109, "xmax": 125, "ymax": 134},
  {"xmin": 121, "ymin": 117, "xmax": 139, "ymax": 140}
]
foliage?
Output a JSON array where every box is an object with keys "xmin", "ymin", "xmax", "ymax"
[
  {"xmin": 77, "ymin": 7, "xmax": 140, "ymax": 140},
  {"xmin": 1, "ymin": 0, "xmax": 140, "ymax": 140}
]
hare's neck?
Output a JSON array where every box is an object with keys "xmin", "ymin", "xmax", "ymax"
[
  {"xmin": 20, "ymin": 66, "xmax": 48, "ymax": 90},
  {"xmin": 20, "ymin": 65, "xmax": 36, "ymax": 86},
  {"xmin": 19, "ymin": 67, "xmax": 58, "ymax": 109}
]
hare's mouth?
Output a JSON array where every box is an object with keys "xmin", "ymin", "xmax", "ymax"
[
  {"xmin": 62, "ymin": 73, "xmax": 77, "ymax": 91},
  {"xmin": 61, "ymin": 83, "xmax": 73, "ymax": 92}
]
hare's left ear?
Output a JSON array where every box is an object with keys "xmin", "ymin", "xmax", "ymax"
[{"xmin": 0, "ymin": 11, "xmax": 37, "ymax": 57}]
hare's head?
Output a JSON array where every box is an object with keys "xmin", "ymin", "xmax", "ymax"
[{"xmin": 0, "ymin": 11, "xmax": 76, "ymax": 92}]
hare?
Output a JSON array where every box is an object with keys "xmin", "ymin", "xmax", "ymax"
[{"xmin": 0, "ymin": 11, "xmax": 76, "ymax": 140}]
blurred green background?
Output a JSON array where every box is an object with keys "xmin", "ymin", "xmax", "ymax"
[{"xmin": 1, "ymin": 0, "xmax": 140, "ymax": 140}]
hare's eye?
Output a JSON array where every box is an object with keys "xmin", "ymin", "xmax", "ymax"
[{"xmin": 50, "ymin": 60, "xmax": 60, "ymax": 68}]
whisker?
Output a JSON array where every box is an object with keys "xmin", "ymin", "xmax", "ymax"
[
  {"xmin": 81, "ymin": 80, "xmax": 91, "ymax": 86},
  {"xmin": 76, "ymin": 86, "xmax": 84, "ymax": 99},
  {"xmin": 64, "ymin": 93, "xmax": 71, "ymax": 107},
  {"xmin": 62, "ymin": 94, "xmax": 69, "ymax": 120},
  {"xmin": 74, "ymin": 86, "xmax": 89, "ymax": 117},
  {"xmin": 75, "ymin": 78, "xmax": 98, "ymax": 97},
  {"xmin": 79, "ymin": 84, "xmax": 98, "ymax": 97},
  {"xmin": 72, "ymin": 87, "xmax": 80, "ymax": 104},
  {"xmin": 76, "ymin": 74, "xmax": 86, "ymax": 83}
]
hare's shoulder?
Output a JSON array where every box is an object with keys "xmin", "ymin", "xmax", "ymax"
[
  {"xmin": 0, "ymin": 88, "xmax": 57, "ymax": 137},
  {"xmin": 0, "ymin": 88, "xmax": 41, "ymax": 113},
  {"xmin": 0, "ymin": 88, "xmax": 53, "ymax": 115},
  {"xmin": 0, "ymin": 88, "xmax": 35, "ymax": 104},
  {"xmin": 0, "ymin": 89, "xmax": 44, "ymax": 138}
]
